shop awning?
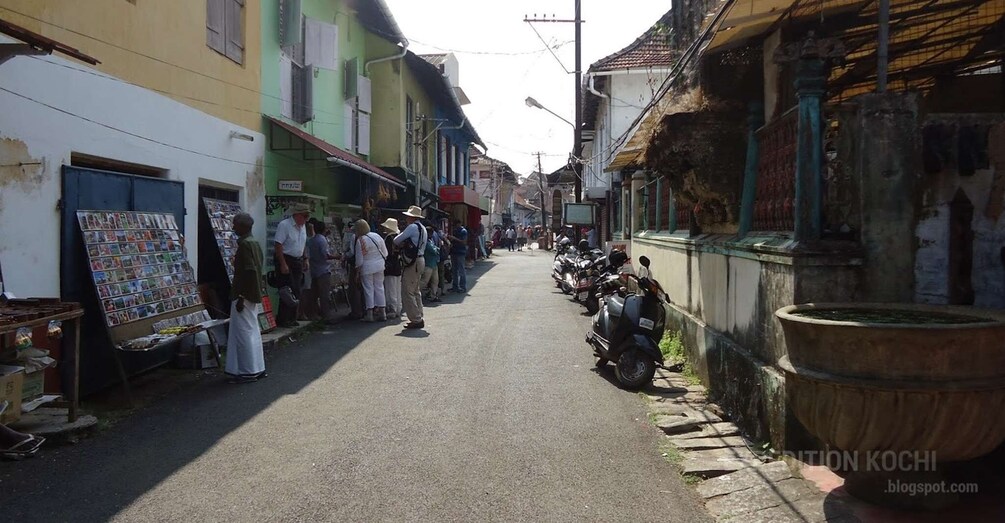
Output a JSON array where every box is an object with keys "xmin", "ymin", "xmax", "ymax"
[{"xmin": 265, "ymin": 116, "xmax": 405, "ymax": 189}]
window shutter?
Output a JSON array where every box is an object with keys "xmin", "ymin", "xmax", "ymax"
[
  {"xmin": 224, "ymin": 0, "xmax": 245, "ymax": 64},
  {"xmin": 344, "ymin": 102, "xmax": 356, "ymax": 151},
  {"xmin": 279, "ymin": 0, "xmax": 302, "ymax": 47},
  {"xmin": 280, "ymin": 55, "xmax": 293, "ymax": 118},
  {"xmin": 357, "ymin": 76, "xmax": 372, "ymax": 113},
  {"xmin": 206, "ymin": 0, "xmax": 225, "ymax": 54},
  {"xmin": 321, "ymin": 22, "xmax": 338, "ymax": 71},
  {"xmin": 344, "ymin": 58, "xmax": 358, "ymax": 100},
  {"xmin": 292, "ymin": 64, "xmax": 314, "ymax": 124},
  {"xmin": 304, "ymin": 18, "xmax": 321, "ymax": 67},
  {"xmin": 358, "ymin": 113, "xmax": 371, "ymax": 156}
]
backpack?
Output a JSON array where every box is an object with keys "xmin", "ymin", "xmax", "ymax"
[{"xmin": 399, "ymin": 224, "xmax": 426, "ymax": 268}]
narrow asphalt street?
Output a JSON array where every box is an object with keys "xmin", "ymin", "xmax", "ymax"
[{"xmin": 0, "ymin": 250, "xmax": 710, "ymax": 522}]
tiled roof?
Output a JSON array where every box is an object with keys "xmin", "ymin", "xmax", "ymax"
[{"xmin": 589, "ymin": 8, "xmax": 674, "ymax": 72}]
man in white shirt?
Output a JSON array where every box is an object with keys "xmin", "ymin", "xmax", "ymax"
[
  {"xmin": 274, "ymin": 203, "xmax": 310, "ymax": 328},
  {"xmin": 393, "ymin": 206, "xmax": 428, "ymax": 330}
]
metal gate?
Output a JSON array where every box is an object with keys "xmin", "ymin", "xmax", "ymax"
[{"xmin": 60, "ymin": 166, "xmax": 185, "ymax": 394}]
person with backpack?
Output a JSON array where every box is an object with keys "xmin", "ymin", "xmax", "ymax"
[
  {"xmin": 420, "ymin": 225, "xmax": 442, "ymax": 302},
  {"xmin": 381, "ymin": 218, "xmax": 403, "ymax": 320},
  {"xmin": 393, "ymin": 206, "xmax": 428, "ymax": 330},
  {"xmin": 448, "ymin": 218, "xmax": 468, "ymax": 293},
  {"xmin": 353, "ymin": 220, "xmax": 388, "ymax": 322}
]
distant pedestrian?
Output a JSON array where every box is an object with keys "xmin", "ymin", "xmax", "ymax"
[
  {"xmin": 506, "ymin": 226, "xmax": 516, "ymax": 251},
  {"xmin": 381, "ymin": 218, "xmax": 404, "ymax": 320},
  {"xmin": 353, "ymin": 220, "xmax": 388, "ymax": 322},
  {"xmin": 420, "ymin": 226, "xmax": 441, "ymax": 302},
  {"xmin": 517, "ymin": 226, "xmax": 528, "ymax": 251},
  {"xmin": 448, "ymin": 218, "xmax": 468, "ymax": 292},
  {"xmin": 306, "ymin": 220, "xmax": 336, "ymax": 323},
  {"xmin": 227, "ymin": 212, "xmax": 266, "ymax": 383}
]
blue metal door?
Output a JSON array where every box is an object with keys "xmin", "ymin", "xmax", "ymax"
[{"xmin": 60, "ymin": 166, "xmax": 185, "ymax": 394}]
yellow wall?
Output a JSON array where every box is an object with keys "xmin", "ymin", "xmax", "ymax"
[
  {"xmin": 0, "ymin": 0, "xmax": 262, "ymax": 130},
  {"xmin": 364, "ymin": 31, "xmax": 438, "ymax": 183}
]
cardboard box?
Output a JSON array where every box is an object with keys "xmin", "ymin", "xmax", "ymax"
[
  {"xmin": 21, "ymin": 370, "xmax": 44, "ymax": 402},
  {"xmin": 0, "ymin": 365, "xmax": 25, "ymax": 424}
]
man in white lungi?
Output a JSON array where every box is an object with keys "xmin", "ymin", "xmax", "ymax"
[{"xmin": 226, "ymin": 212, "xmax": 267, "ymax": 383}]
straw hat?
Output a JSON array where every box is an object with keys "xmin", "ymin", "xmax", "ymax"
[
  {"xmin": 381, "ymin": 218, "xmax": 400, "ymax": 233},
  {"xmin": 289, "ymin": 203, "xmax": 311, "ymax": 215},
  {"xmin": 402, "ymin": 205, "xmax": 424, "ymax": 219}
]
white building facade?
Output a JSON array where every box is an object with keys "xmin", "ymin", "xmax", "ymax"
[{"xmin": 0, "ymin": 37, "xmax": 266, "ymax": 298}]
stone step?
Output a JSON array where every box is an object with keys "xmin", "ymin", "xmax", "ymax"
[
  {"xmin": 680, "ymin": 447, "xmax": 765, "ymax": 479},
  {"xmin": 696, "ymin": 461, "xmax": 794, "ymax": 499},
  {"xmin": 668, "ymin": 422, "xmax": 742, "ymax": 440},
  {"xmin": 672, "ymin": 435, "xmax": 749, "ymax": 451}
]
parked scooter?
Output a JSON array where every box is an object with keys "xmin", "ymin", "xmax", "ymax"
[
  {"xmin": 576, "ymin": 250, "xmax": 630, "ymax": 315},
  {"xmin": 586, "ymin": 256, "xmax": 670, "ymax": 390}
]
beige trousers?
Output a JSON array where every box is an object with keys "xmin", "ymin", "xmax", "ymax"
[{"xmin": 401, "ymin": 259, "xmax": 424, "ymax": 322}]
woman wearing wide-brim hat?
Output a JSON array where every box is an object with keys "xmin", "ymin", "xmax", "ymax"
[{"xmin": 380, "ymin": 217, "xmax": 404, "ymax": 320}]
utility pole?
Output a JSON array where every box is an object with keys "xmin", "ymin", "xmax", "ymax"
[
  {"xmin": 524, "ymin": 1, "xmax": 584, "ymax": 208},
  {"xmin": 573, "ymin": 0, "xmax": 583, "ymax": 207},
  {"xmin": 536, "ymin": 152, "xmax": 546, "ymax": 227}
]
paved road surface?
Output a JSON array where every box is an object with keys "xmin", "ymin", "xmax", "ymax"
[{"xmin": 1, "ymin": 250, "xmax": 710, "ymax": 522}]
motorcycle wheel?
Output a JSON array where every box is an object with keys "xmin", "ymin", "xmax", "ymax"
[{"xmin": 615, "ymin": 348, "xmax": 657, "ymax": 390}]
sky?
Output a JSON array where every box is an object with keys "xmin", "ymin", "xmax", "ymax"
[{"xmin": 382, "ymin": 0, "xmax": 672, "ymax": 176}]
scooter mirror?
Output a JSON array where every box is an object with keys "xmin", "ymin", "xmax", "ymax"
[{"xmin": 639, "ymin": 256, "xmax": 651, "ymax": 268}]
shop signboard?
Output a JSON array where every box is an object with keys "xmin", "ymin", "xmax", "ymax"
[
  {"xmin": 278, "ymin": 180, "xmax": 303, "ymax": 192},
  {"xmin": 563, "ymin": 203, "xmax": 596, "ymax": 225}
]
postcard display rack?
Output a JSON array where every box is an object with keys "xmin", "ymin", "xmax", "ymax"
[
  {"xmin": 76, "ymin": 211, "xmax": 225, "ymax": 399},
  {"xmin": 201, "ymin": 198, "xmax": 277, "ymax": 332}
]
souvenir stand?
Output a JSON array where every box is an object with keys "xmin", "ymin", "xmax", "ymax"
[
  {"xmin": 76, "ymin": 211, "xmax": 225, "ymax": 402},
  {"xmin": 0, "ymin": 298, "xmax": 84, "ymax": 422},
  {"xmin": 202, "ymin": 197, "xmax": 276, "ymax": 332}
]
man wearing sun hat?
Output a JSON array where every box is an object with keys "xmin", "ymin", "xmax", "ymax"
[
  {"xmin": 274, "ymin": 202, "xmax": 310, "ymax": 328},
  {"xmin": 393, "ymin": 205, "xmax": 428, "ymax": 330}
]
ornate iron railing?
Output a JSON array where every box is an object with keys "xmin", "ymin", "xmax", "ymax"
[{"xmin": 753, "ymin": 108, "xmax": 797, "ymax": 231}]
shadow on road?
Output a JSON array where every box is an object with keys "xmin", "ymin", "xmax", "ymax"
[{"xmin": 0, "ymin": 258, "xmax": 501, "ymax": 522}]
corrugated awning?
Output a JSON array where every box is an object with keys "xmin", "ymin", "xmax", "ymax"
[{"xmin": 265, "ymin": 116, "xmax": 405, "ymax": 189}]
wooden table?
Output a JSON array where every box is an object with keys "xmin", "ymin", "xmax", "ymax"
[{"xmin": 0, "ymin": 305, "xmax": 85, "ymax": 422}]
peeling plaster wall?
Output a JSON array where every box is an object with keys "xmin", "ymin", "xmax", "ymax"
[
  {"xmin": 0, "ymin": 41, "xmax": 266, "ymax": 297},
  {"xmin": 915, "ymin": 166, "xmax": 1005, "ymax": 308},
  {"xmin": 913, "ymin": 115, "xmax": 1005, "ymax": 308}
]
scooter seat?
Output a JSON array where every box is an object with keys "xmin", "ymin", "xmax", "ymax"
[{"xmin": 607, "ymin": 296, "xmax": 625, "ymax": 319}]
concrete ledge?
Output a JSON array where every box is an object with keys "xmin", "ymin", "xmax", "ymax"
[{"xmin": 632, "ymin": 232, "xmax": 863, "ymax": 267}]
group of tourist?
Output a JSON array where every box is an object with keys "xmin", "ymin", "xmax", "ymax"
[
  {"xmin": 222, "ymin": 204, "xmax": 489, "ymax": 384},
  {"xmin": 493, "ymin": 224, "xmax": 545, "ymax": 252}
]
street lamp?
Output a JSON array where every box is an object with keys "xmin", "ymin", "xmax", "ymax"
[{"xmin": 525, "ymin": 96, "xmax": 574, "ymax": 128}]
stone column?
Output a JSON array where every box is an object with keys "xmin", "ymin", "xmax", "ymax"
[
  {"xmin": 739, "ymin": 102, "xmax": 765, "ymax": 237},
  {"xmin": 857, "ymin": 93, "xmax": 921, "ymax": 302},
  {"xmin": 775, "ymin": 33, "xmax": 844, "ymax": 243},
  {"xmin": 794, "ymin": 56, "xmax": 826, "ymax": 243}
]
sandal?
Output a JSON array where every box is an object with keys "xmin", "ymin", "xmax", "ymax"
[{"xmin": 0, "ymin": 435, "xmax": 45, "ymax": 460}]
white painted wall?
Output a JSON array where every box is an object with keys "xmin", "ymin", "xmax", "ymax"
[
  {"xmin": 583, "ymin": 68, "xmax": 669, "ymax": 192},
  {"xmin": 0, "ymin": 43, "xmax": 266, "ymax": 298},
  {"xmin": 915, "ymin": 166, "xmax": 1005, "ymax": 308}
]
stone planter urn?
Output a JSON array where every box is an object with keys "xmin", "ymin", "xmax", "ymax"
[{"xmin": 776, "ymin": 303, "xmax": 1005, "ymax": 509}]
